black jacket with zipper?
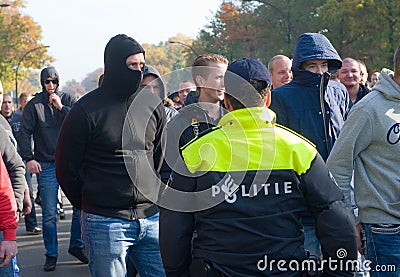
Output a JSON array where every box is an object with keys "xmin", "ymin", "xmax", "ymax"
[
  {"xmin": 18, "ymin": 67, "xmax": 77, "ymax": 163},
  {"xmin": 164, "ymin": 102, "xmax": 227, "ymax": 178},
  {"xmin": 55, "ymin": 34, "xmax": 167, "ymax": 220}
]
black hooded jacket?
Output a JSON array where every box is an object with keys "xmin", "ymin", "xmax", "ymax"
[
  {"xmin": 18, "ymin": 67, "xmax": 77, "ymax": 162},
  {"xmin": 55, "ymin": 34, "xmax": 167, "ymax": 220}
]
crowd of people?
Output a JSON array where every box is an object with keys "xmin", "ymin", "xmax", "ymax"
[{"xmin": 0, "ymin": 31, "xmax": 398, "ymax": 277}]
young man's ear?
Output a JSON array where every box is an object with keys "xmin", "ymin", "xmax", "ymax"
[
  {"xmin": 223, "ymin": 96, "xmax": 233, "ymax": 112},
  {"xmin": 265, "ymin": 91, "xmax": 271, "ymax": 107},
  {"xmin": 195, "ymin": 76, "xmax": 205, "ymax": 87}
]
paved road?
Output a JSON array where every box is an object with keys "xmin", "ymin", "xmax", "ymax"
[{"xmin": 15, "ymin": 176, "xmax": 90, "ymax": 276}]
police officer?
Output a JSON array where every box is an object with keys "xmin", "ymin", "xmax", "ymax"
[{"xmin": 159, "ymin": 58, "xmax": 357, "ymax": 276}]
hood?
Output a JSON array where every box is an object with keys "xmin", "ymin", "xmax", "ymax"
[
  {"xmin": 40, "ymin": 67, "xmax": 60, "ymax": 93},
  {"xmin": 143, "ymin": 64, "xmax": 167, "ymax": 99},
  {"xmin": 101, "ymin": 34, "xmax": 145, "ymax": 97},
  {"xmin": 292, "ymin": 33, "xmax": 342, "ymax": 73},
  {"xmin": 372, "ymin": 68, "xmax": 400, "ymax": 101}
]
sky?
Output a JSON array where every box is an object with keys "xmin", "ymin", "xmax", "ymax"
[{"xmin": 24, "ymin": 0, "xmax": 223, "ymax": 87}]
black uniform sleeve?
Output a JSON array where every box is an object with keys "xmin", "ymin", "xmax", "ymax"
[
  {"xmin": 300, "ymin": 154, "xmax": 357, "ymax": 276},
  {"xmin": 316, "ymin": 201, "xmax": 358, "ymax": 277},
  {"xmin": 159, "ymin": 171, "xmax": 196, "ymax": 277},
  {"xmin": 55, "ymin": 104, "xmax": 90, "ymax": 209}
]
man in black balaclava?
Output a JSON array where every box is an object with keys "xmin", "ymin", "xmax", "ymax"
[
  {"xmin": 18, "ymin": 67, "xmax": 87, "ymax": 271},
  {"xmin": 55, "ymin": 34, "xmax": 166, "ymax": 276}
]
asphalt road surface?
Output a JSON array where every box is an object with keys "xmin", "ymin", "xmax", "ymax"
[{"xmin": 15, "ymin": 175, "xmax": 90, "ymax": 276}]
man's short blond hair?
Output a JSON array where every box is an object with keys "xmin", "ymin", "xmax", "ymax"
[{"xmin": 191, "ymin": 54, "xmax": 229, "ymax": 88}]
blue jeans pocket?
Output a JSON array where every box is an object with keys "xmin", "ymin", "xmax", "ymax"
[{"xmin": 363, "ymin": 223, "xmax": 400, "ymax": 276}]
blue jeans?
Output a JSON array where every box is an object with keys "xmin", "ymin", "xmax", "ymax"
[
  {"xmin": 37, "ymin": 162, "xmax": 84, "ymax": 257},
  {"xmin": 23, "ymin": 163, "xmax": 38, "ymax": 231},
  {"xmin": 69, "ymin": 207, "xmax": 84, "ymax": 249},
  {"xmin": 303, "ymin": 224, "xmax": 322, "ymax": 259},
  {"xmin": 0, "ymin": 232, "xmax": 14, "ymax": 277},
  {"xmin": 36, "ymin": 162, "xmax": 59, "ymax": 257},
  {"xmin": 363, "ymin": 223, "xmax": 400, "ymax": 276},
  {"xmin": 81, "ymin": 211, "xmax": 165, "ymax": 277}
]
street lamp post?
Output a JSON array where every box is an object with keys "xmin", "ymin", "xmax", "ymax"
[
  {"xmin": 168, "ymin": 40, "xmax": 200, "ymax": 56},
  {"xmin": 243, "ymin": 0, "xmax": 292, "ymax": 46},
  {"xmin": 15, "ymin": 45, "xmax": 50, "ymax": 102}
]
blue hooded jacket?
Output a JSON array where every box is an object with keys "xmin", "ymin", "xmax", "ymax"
[{"xmin": 270, "ymin": 33, "xmax": 350, "ymax": 161}]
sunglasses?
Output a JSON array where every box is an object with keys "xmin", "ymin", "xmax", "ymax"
[{"xmin": 45, "ymin": 79, "xmax": 59, "ymax": 85}]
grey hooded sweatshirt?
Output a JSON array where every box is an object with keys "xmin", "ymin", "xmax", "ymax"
[
  {"xmin": 327, "ymin": 68, "xmax": 400, "ymax": 224},
  {"xmin": 142, "ymin": 64, "xmax": 178, "ymax": 122}
]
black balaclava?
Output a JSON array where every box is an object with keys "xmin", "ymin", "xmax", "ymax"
[
  {"xmin": 101, "ymin": 34, "xmax": 145, "ymax": 98},
  {"xmin": 40, "ymin": 67, "xmax": 60, "ymax": 94}
]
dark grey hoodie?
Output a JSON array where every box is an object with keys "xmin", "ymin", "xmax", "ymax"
[{"xmin": 142, "ymin": 64, "xmax": 178, "ymax": 122}]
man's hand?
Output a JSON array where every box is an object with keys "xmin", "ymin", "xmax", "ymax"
[
  {"xmin": 22, "ymin": 185, "xmax": 32, "ymax": 215},
  {"xmin": 0, "ymin": 240, "xmax": 17, "ymax": 268},
  {"xmin": 49, "ymin": 93, "xmax": 63, "ymax": 110},
  {"xmin": 27, "ymin": 160, "xmax": 41, "ymax": 174}
]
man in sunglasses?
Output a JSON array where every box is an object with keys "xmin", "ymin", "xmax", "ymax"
[{"xmin": 18, "ymin": 67, "xmax": 88, "ymax": 271}]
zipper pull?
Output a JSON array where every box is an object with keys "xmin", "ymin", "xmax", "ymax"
[{"xmin": 191, "ymin": 118, "xmax": 199, "ymax": 137}]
